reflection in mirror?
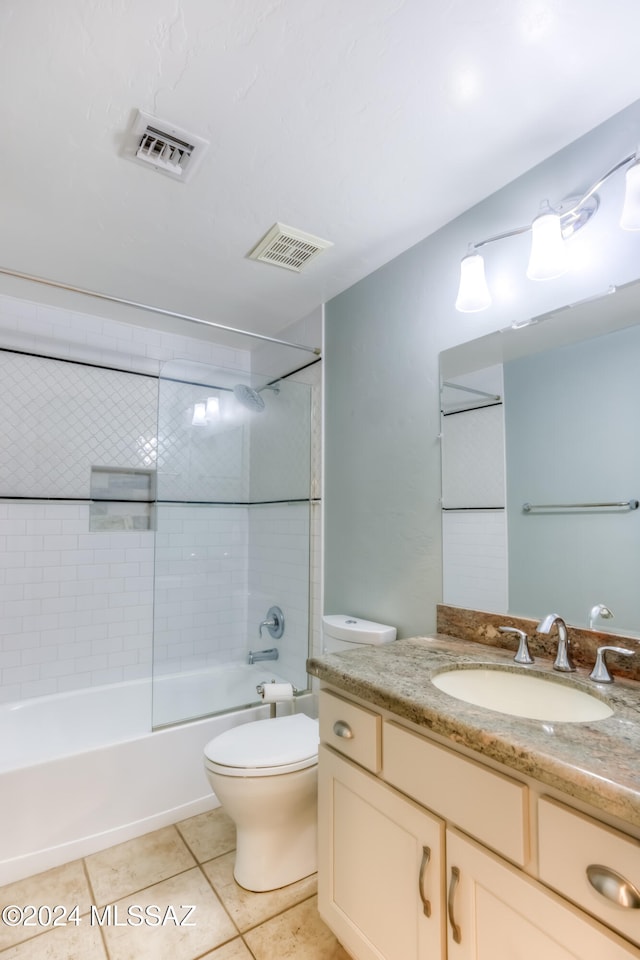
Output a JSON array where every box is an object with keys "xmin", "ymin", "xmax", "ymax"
[{"xmin": 440, "ymin": 279, "xmax": 640, "ymax": 636}]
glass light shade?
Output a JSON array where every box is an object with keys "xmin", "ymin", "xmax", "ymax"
[
  {"xmin": 205, "ymin": 396, "xmax": 220, "ymax": 420},
  {"xmin": 191, "ymin": 402, "xmax": 207, "ymax": 425},
  {"xmin": 455, "ymin": 253, "xmax": 491, "ymax": 312},
  {"xmin": 526, "ymin": 209, "xmax": 568, "ymax": 280},
  {"xmin": 620, "ymin": 161, "xmax": 640, "ymax": 230}
]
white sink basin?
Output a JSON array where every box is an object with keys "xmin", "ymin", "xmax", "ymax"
[{"xmin": 431, "ymin": 667, "xmax": 613, "ymax": 722}]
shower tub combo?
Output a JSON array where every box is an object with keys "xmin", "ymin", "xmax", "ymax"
[
  {"xmin": 0, "ymin": 348, "xmax": 316, "ymax": 887},
  {"xmin": 0, "ymin": 663, "xmax": 308, "ymax": 886}
]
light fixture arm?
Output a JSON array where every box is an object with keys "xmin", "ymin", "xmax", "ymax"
[
  {"xmin": 472, "ymin": 223, "xmax": 531, "ymax": 252},
  {"xmin": 562, "ymin": 151, "xmax": 637, "ymax": 219},
  {"xmin": 466, "ymin": 151, "xmax": 638, "ymax": 255},
  {"xmin": 456, "ymin": 144, "xmax": 640, "ymax": 313}
]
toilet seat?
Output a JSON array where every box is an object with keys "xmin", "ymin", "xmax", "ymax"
[{"xmin": 204, "ymin": 713, "xmax": 319, "ymax": 778}]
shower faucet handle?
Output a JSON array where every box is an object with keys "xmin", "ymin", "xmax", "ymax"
[{"xmin": 258, "ymin": 605, "xmax": 285, "ymax": 639}]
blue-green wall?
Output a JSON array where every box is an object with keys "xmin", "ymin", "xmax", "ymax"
[
  {"xmin": 324, "ymin": 98, "xmax": 640, "ymax": 637},
  {"xmin": 505, "ymin": 323, "xmax": 640, "ymax": 631}
]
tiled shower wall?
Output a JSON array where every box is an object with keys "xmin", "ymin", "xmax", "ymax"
[
  {"xmin": 0, "ymin": 292, "xmax": 321, "ymax": 704},
  {"xmin": 0, "ymin": 502, "xmax": 154, "ymax": 702}
]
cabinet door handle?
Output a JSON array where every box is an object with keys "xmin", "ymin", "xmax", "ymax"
[
  {"xmin": 586, "ymin": 864, "xmax": 640, "ymax": 908},
  {"xmin": 418, "ymin": 845, "xmax": 432, "ymax": 917},
  {"xmin": 448, "ymin": 866, "xmax": 462, "ymax": 944},
  {"xmin": 333, "ymin": 720, "xmax": 354, "ymax": 739}
]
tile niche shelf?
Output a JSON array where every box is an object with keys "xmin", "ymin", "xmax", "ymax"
[{"xmin": 89, "ymin": 466, "xmax": 156, "ymax": 532}]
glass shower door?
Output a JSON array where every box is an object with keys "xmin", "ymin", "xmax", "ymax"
[{"xmin": 151, "ymin": 359, "xmax": 312, "ymax": 728}]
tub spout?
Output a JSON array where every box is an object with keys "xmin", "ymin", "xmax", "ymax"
[{"xmin": 248, "ymin": 648, "xmax": 279, "ymax": 665}]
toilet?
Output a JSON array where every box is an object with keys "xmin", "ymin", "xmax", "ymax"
[{"xmin": 203, "ymin": 615, "xmax": 396, "ymax": 892}]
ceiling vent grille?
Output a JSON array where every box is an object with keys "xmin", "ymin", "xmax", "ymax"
[
  {"xmin": 248, "ymin": 223, "xmax": 333, "ymax": 272},
  {"xmin": 125, "ymin": 110, "xmax": 209, "ymax": 183}
]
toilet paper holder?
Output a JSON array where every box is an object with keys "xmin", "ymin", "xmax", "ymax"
[{"xmin": 256, "ymin": 680, "xmax": 298, "ymax": 718}]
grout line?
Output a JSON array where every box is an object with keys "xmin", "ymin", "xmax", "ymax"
[
  {"xmin": 90, "ymin": 861, "xmax": 202, "ymax": 910},
  {"xmin": 240, "ymin": 937, "xmax": 260, "ymax": 959},
  {"xmin": 196, "ymin": 860, "xmax": 242, "ymax": 937},
  {"xmin": 0, "ymin": 860, "xmax": 102, "ymax": 958},
  {"xmin": 236, "ymin": 889, "xmax": 319, "ymax": 934},
  {"xmin": 81, "ymin": 858, "xmax": 110, "ymax": 960}
]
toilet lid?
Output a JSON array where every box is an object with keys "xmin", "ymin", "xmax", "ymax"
[{"xmin": 204, "ymin": 713, "xmax": 319, "ymax": 770}]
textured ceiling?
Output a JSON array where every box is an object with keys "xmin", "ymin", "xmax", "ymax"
[{"xmin": 1, "ymin": 1, "xmax": 640, "ymax": 344}]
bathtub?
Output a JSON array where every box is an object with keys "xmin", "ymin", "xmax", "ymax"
[{"xmin": 1, "ymin": 663, "xmax": 310, "ymax": 886}]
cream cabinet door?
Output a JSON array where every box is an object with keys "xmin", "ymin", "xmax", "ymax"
[
  {"xmin": 445, "ymin": 828, "xmax": 640, "ymax": 960},
  {"xmin": 318, "ymin": 744, "xmax": 445, "ymax": 960}
]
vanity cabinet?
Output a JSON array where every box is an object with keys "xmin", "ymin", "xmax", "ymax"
[
  {"xmin": 446, "ymin": 828, "xmax": 635, "ymax": 960},
  {"xmin": 318, "ymin": 744, "xmax": 445, "ymax": 960},
  {"xmin": 317, "ymin": 688, "xmax": 640, "ymax": 960}
]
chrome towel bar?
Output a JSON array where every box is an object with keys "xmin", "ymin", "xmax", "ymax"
[{"xmin": 522, "ymin": 499, "xmax": 639, "ymax": 513}]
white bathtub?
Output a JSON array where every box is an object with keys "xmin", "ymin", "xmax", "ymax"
[{"xmin": 1, "ymin": 664, "xmax": 310, "ymax": 886}]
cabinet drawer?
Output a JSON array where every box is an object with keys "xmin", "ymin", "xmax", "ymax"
[
  {"xmin": 319, "ymin": 689, "xmax": 382, "ymax": 773},
  {"xmin": 383, "ymin": 720, "xmax": 529, "ymax": 865},
  {"xmin": 538, "ymin": 796, "xmax": 640, "ymax": 946}
]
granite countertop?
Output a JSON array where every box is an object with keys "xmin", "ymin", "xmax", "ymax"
[{"xmin": 307, "ymin": 634, "xmax": 640, "ymax": 829}]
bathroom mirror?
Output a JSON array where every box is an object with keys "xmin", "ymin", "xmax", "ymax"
[{"xmin": 439, "ymin": 278, "xmax": 640, "ymax": 635}]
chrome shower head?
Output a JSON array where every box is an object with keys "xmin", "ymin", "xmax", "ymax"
[{"xmin": 233, "ymin": 384, "xmax": 266, "ymax": 412}]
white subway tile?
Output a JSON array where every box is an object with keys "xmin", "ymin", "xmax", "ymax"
[
  {"xmin": 57, "ymin": 672, "xmax": 92, "ymax": 692},
  {"xmin": 91, "ymin": 667, "xmax": 125, "ymax": 686},
  {"xmin": 0, "ymin": 651, "xmax": 21, "ymax": 668},
  {"xmin": 42, "ymin": 566, "xmax": 78, "ymax": 582},
  {"xmin": 20, "ymin": 678, "xmax": 58, "ymax": 699},
  {"xmin": 3, "ymin": 663, "xmax": 41, "ymax": 684},
  {"xmin": 92, "ymin": 578, "xmax": 126, "ymax": 595}
]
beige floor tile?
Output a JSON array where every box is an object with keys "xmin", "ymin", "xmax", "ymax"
[
  {"xmin": 177, "ymin": 807, "xmax": 236, "ymax": 863},
  {"xmin": 0, "ymin": 859, "xmax": 94, "ymax": 951},
  {"xmin": 202, "ymin": 851, "xmax": 317, "ymax": 932},
  {"xmin": 0, "ymin": 921, "xmax": 107, "ymax": 960},
  {"xmin": 199, "ymin": 938, "xmax": 255, "ymax": 960},
  {"xmin": 84, "ymin": 825, "xmax": 196, "ymax": 906},
  {"xmin": 100, "ymin": 866, "xmax": 238, "ymax": 960},
  {"xmin": 243, "ymin": 896, "xmax": 351, "ymax": 960}
]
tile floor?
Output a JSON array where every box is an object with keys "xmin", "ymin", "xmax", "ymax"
[{"xmin": 0, "ymin": 809, "xmax": 352, "ymax": 959}]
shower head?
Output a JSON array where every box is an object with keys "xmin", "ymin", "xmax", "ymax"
[{"xmin": 233, "ymin": 383, "xmax": 266, "ymax": 412}]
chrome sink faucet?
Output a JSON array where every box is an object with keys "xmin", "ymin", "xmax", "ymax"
[{"xmin": 536, "ymin": 614, "xmax": 576, "ymax": 672}]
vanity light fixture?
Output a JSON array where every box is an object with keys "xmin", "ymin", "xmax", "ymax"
[
  {"xmin": 455, "ymin": 148, "xmax": 640, "ymax": 312},
  {"xmin": 455, "ymin": 248, "xmax": 492, "ymax": 312},
  {"xmin": 620, "ymin": 157, "xmax": 640, "ymax": 230},
  {"xmin": 526, "ymin": 200, "xmax": 568, "ymax": 280}
]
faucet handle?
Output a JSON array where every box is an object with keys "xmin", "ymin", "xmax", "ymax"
[
  {"xmin": 499, "ymin": 626, "xmax": 534, "ymax": 665},
  {"xmin": 589, "ymin": 645, "xmax": 634, "ymax": 684}
]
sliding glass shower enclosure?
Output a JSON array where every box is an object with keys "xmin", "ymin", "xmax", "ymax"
[{"xmin": 151, "ymin": 359, "xmax": 313, "ymax": 727}]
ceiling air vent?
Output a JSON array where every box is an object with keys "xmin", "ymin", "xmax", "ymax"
[
  {"xmin": 125, "ymin": 110, "xmax": 209, "ymax": 183},
  {"xmin": 248, "ymin": 223, "xmax": 333, "ymax": 272}
]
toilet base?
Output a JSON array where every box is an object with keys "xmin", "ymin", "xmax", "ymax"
[
  {"xmin": 234, "ymin": 812, "xmax": 317, "ymax": 892},
  {"xmin": 206, "ymin": 764, "xmax": 318, "ymax": 893}
]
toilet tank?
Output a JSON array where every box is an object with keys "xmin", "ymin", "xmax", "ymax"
[{"xmin": 322, "ymin": 615, "xmax": 397, "ymax": 653}]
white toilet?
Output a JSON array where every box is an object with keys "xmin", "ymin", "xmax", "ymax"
[{"xmin": 203, "ymin": 615, "xmax": 396, "ymax": 892}]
